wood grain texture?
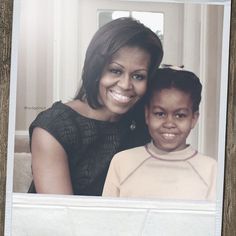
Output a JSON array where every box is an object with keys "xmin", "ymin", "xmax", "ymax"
[
  {"xmin": 222, "ymin": 0, "xmax": 236, "ymax": 235},
  {"xmin": 0, "ymin": 0, "xmax": 13, "ymax": 235}
]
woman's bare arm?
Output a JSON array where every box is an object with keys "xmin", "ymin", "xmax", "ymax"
[{"xmin": 31, "ymin": 127, "xmax": 73, "ymax": 194}]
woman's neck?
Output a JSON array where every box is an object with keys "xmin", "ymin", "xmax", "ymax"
[{"xmin": 66, "ymin": 100, "xmax": 121, "ymax": 122}]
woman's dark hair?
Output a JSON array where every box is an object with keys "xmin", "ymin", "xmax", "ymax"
[
  {"xmin": 145, "ymin": 67, "xmax": 202, "ymax": 112},
  {"xmin": 75, "ymin": 17, "xmax": 163, "ymax": 108}
]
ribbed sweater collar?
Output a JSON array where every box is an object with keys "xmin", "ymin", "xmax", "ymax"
[{"xmin": 145, "ymin": 141, "xmax": 198, "ymax": 161}]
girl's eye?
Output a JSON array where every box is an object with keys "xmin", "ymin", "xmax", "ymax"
[
  {"xmin": 131, "ymin": 74, "xmax": 146, "ymax": 81},
  {"xmin": 154, "ymin": 111, "xmax": 166, "ymax": 118},
  {"xmin": 175, "ymin": 113, "xmax": 187, "ymax": 119}
]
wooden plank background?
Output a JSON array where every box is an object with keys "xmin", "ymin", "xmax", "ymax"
[
  {"xmin": 0, "ymin": 0, "xmax": 13, "ymax": 235},
  {"xmin": 0, "ymin": 0, "xmax": 235, "ymax": 235},
  {"xmin": 222, "ymin": 0, "xmax": 236, "ymax": 234}
]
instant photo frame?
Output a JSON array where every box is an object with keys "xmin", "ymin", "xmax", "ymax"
[{"xmin": 0, "ymin": 0, "xmax": 236, "ymax": 235}]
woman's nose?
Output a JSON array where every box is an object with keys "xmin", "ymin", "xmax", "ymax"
[{"xmin": 117, "ymin": 74, "xmax": 132, "ymax": 90}]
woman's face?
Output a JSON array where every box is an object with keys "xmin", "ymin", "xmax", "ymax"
[{"xmin": 98, "ymin": 46, "xmax": 150, "ymax": 121}]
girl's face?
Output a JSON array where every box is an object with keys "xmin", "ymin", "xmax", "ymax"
[
  {"xmin": 145, "ymin": 88, "xmax": 199, "ymax": 152},
  {"xmin": 98, "ymin": 46, "xmax": 150, "ymax": 121}
]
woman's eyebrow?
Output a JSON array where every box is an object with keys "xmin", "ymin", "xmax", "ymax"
[
  {"xmin": 109, "ymin": 62, "xmax": 124, "ymax": 68},
  {"xmin": 109, "ymin": 62, "xmax": 148, "ymax": 72}
]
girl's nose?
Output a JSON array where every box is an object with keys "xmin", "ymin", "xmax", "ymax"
[
  {"xmin": 163, "ymin": 115, "xmax": 176, "ymax": 128},
  {"xmin": 117, "ymin": 74, "xmax": 132, "ymax": 90}
]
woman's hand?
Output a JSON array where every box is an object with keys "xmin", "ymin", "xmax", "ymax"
[{"xmin": 31, "ymin": 128, "xmax": 73, "ymax": 194}]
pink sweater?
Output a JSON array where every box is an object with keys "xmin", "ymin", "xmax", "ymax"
[{"xmin": 102, "ymin": 142, "xmax": 217, "ymax": 201}]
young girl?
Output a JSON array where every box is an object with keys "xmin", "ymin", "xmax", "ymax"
[{"xmin": 102, "ymin": 67, "xmax": 217, "ymax": 201}]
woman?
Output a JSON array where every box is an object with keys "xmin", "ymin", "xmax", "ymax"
[{"xmin": 29, "ymin": 17, "xmax": 163, "ymax": 195}]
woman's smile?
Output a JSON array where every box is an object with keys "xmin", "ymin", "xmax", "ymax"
[
  {"xmin": 98, "ymin": 46, "xmax": 150, "ymax": 120},
  {"xmin": 108, "ymin": 89, "xmax": 133, "ymax": 104}
]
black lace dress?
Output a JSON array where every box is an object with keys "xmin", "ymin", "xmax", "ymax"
[{"xmin": 28, "ymin": 101, "xmax": 150, "ymax": 196}]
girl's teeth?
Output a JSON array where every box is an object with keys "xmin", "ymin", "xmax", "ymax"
[{"xmin": 163, "ymin": 133, "xmax": 176, "ymax": 139}]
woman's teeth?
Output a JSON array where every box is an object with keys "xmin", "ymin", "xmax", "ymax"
[{"xmin": 109, "ymin": 90, "xmax": 132, "ymax": 103}]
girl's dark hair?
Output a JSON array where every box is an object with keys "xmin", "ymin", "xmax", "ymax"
[
  {"xmin": 145, "ymin": 68, "xmax": 202, "ymax": 112},
  {"xmin": 75, "ymin": 17, "xmax": 163, "ymax": 108}
]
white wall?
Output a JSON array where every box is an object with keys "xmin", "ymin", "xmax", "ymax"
[{"xmin": 16, "ymin": 0, "xmax": 54, "ymax": 131}]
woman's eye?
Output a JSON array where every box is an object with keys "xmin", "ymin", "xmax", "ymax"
[
  {"xmin": 132, "ymin": 74, "xmax": 146, "ymax": 81},
  {"xmin": 109, "ymin": 68, "xmax": 122, "ymax": 75}
]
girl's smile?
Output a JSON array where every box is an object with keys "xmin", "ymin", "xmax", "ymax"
[{"xmin": 145, "ymin": 87, "xmax": 199, "ymax": 152}]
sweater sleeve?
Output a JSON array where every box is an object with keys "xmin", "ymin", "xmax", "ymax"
[
  {"xmin": 102, "ymin": 155, "xmax": 120, "ymax": 197},
  {"xmin": 206, "ymin": 161, "xmax": 217, "ymax": 201}
]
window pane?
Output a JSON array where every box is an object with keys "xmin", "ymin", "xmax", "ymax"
[
  {"xmin": 98, "ymin": 10, "xmax": 164, "ymax": 43},
  {"xmin": 132, "ymin": 11, "xmax": 164, "ymax": 42},
  {"xmin": 98, "ymin": 11, "xmax": 129, "ymax": 27}
]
